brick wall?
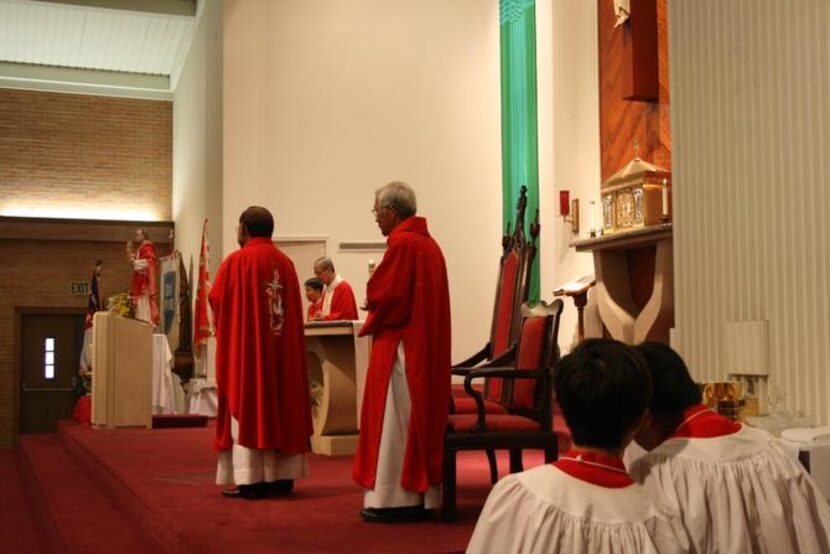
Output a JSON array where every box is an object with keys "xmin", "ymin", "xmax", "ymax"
[{"xmin": 0, "ymin": 89, "xmax": 172, "ymax": 220}]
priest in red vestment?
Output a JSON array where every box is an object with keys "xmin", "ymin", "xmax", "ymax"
[
  {"xmin": 127, "ymin": 229, "xmax": 159, "ymax": 326},
  {"xmin": 312, "ymin": 257, "xmax": 359, "ymax": 321},
  {"xmin": 353, "ymin": 181, "xmax": 451, "ymax": 523},
  {"xmin": 210, "ymin": 206, "xmax": 313, "ymax": 500}
]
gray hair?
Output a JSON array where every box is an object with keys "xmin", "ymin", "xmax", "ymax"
[
  {"xmin": 314, "ymin": 256, "xmax": 335, "ymax": 272},
  {"xmin": 376, "ymin": 181, "xmax": 417, "ymax": 219}
]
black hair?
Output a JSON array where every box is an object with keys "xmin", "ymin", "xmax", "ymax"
[
  {"xmin": 635, "ymin": 341, "xmax": 701, "ymax": 415},
  {"xmin": 239, "ymin": 206, "xmax": 274, "ymax": 238},
  {"xmin": 304, "ymin": 277, "xmax": 324, "ymax": 292},
  {"xmin": 554, "ymin": 338, "xmax": 652, "ymax": 450}
]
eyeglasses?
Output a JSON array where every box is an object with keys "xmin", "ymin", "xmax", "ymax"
[{"xmin": 371, "ymin": 205, "xmax": 389, "ymax": 216}]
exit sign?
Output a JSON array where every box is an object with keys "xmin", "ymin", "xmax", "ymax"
[{"xmin": 70, "ymin": 281, "xmax": 89, "ymax": 296}]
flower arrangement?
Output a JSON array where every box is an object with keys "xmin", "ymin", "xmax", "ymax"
[{"xmin": 107, "ymin": 291, "xmax": 134, "ymax": 318}]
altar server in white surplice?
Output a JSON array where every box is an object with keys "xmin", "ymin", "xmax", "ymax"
[
  {"xmin": 467, "ymin": 339, "xmax": 689, "ymax": 554},
  {"xmin": 630, "ymin": 341, "xmax": 830, "ymax": 554}
]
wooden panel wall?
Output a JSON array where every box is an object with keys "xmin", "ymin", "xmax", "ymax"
[{"xmin": 598, "ymin": 0, "xmax": 670, "ymax": 180}]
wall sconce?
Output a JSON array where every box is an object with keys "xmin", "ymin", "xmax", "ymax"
[{"xmin": 559, "ymin": 190, "xmax": 579, "ymax": 234}]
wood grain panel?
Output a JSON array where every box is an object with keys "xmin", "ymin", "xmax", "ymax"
[{"xmin": 598, "ymin": 0, "xmax": 670, "ymax": 180}]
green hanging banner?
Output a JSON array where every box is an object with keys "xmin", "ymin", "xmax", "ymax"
[{"xmin": 500, "ymin": 0, "xmax": 540, "ymax": 302}]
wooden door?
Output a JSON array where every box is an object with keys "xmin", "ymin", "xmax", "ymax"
[{"xmin": 20, "ymin": 313, "xmax": 84, "ymax": 433}]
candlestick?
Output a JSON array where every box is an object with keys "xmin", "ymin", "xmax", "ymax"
[{"xmin": 589, "ymin": 200, "xmax": 596, "ymax": 237}]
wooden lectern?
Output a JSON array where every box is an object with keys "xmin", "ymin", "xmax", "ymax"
[
  {"xmin": 304, "ymin": 321, "xmax": 370, "ymax": 456},
  {"xmin": 554, "ymin": 275, "xmax": 596, "ymax": 343},
  {"xmin": 91, "ymin": 312, "xmax": 153, "ymax": 428}
]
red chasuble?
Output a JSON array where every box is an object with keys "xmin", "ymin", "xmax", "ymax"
[
  {"xmin": 322, "ymin": 281, "xmax": 359, "ymax": 321},
  {"xmin": 130, "ymin": 240, "xmax": 159, "ymax": 325},
  {"xmin": 353, "ymin": 216, "xmax": 451, "ymax": 492},
  {"xmin": 209, "ymin": 237, "xmax": 313, "ymax": 453}
]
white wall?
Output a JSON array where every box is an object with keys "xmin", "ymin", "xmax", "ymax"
[
  {"xmin": 173, "ymin": 0, "xmax": 223, "ymax": 284},
  {"xmin": 223, "ymin": 0, "xmax": 503, "ymax": 360},
  {"xmin": 536, "ymin": 0, "xmax": 603, "ymax": 352},
  {"xmin": 671, "ymin": 0, "xmax": 830, "ymax": 422}
]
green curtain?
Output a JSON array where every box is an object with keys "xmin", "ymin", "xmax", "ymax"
[{"xmin": 500, "ymin": 0, "xmax": 540, "ymax": 302}]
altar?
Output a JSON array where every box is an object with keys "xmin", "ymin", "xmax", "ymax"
[
  {"xmin": 572, "ymin": 224, "xmax": 673, "ymax": 344},
  {"xmin": 304, "ymin": 321, "xmax": 370, "ymax": 456}
]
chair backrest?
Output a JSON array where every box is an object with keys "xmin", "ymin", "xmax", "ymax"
[
  {"xmin": 485, "ymin": 186, "xmax": 539, "ymax": 402},
  {"xmin": 506, "ymin": 300, "xmax": 564, "ymax": 427}
]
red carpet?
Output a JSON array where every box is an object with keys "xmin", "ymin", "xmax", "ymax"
[
  {"xmin": 0, "ymin": 448, "xmax": 64, "ymax": 553},
  {"xmin": 6, "ymin": 421, "xmax": 549, "ymax": 553}
]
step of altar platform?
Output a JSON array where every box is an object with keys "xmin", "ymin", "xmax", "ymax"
[
  {"xmin": 20, "ymin": 433, "xmax": 162, "ymax": 553},
  {"xmin": 0, "ymin": 447, "xmax": 64, "ymax": 553}
]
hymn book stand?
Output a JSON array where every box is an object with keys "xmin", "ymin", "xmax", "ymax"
[{"xmin": 553, "ymin": 275, "xmax": 596, "ymax": 343}]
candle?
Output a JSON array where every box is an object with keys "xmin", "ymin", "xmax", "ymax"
[
  {"xmin": 368, "ymin": 259, "xmax": 376, "ymax": 275},
  {"xmin": 661, "ymin": 179, "xmax": 669, "ymax": 216},
  {"xmin": 559, "ymin": 190, "xmax": 570, "ymax": 216},
  {"xmin": 589, "ymin": 200, "xmax": 596, "ymax": 233}
]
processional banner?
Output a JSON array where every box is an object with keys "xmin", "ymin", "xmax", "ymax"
[{"xmin": 159, "ymin": 251, "xmax": 181, "ymax": 351}]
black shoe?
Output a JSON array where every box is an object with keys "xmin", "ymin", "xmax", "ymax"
[
  {"xmin": 221, "ymin": 482, "xmax": 268, "ymax": 499},
  {"xmin": 360, "ymin": 505, "xmax": 430, "ymax": 523},
  {"xmin": 266, "ymin": 479, "xmax": 294, "ymax": 496}
]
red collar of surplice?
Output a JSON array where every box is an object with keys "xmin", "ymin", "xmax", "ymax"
[
  {"xmin": 669, "ymin": 404, "xmax": 742, "ymax": 440},
  {"xmin": 553, "ymin": 449, "xmax": 634, "ymax": 488}
]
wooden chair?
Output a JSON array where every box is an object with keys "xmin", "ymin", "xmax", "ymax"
[
  {"xmin": 453, "ymin": 185, "xmax": 538, "ymax": 368},
  {"xmin": 452, "ymin": 185, "xmax": 540, "ymax": 412},
  {"xmin": 442, "ymin": 299, "xmax": 564, "ymax": 522}
]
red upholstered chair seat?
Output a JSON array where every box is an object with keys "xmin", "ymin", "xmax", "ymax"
[
  {"xmin": 447, "ymin": 414, "xmax": 541, "ymax": 433},
  {"xmin": 452, "ymin": 396, "xmax": 507, "ymax": 415}
]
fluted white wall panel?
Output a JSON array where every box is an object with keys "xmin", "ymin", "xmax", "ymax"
[{"xmin": 671, "ymin": 0, "xmax": 830, "ymax": 422}]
